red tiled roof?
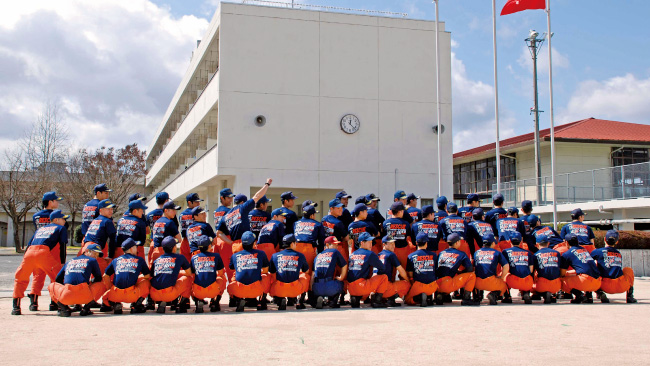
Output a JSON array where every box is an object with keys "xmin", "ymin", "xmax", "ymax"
[{"xmin": 453, "ymin": 118, "xmax": 650, "ymax": 159}]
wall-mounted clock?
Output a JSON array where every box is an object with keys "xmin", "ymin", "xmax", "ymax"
[{"xmin": 340, "ymin": 114, "xmax": 360, "ymax": 134}]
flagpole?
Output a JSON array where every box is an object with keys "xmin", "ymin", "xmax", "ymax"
[
  {"xmin": 434, "ymin": 0, "xmax": 442, "ymax": 198},
  {"xmin": 546, "ymin": 0, "xmax": 558, "ymax": 229},
  {"xmin": 492, "ymin": 0, "xmax": 501, "ymax": 195}
]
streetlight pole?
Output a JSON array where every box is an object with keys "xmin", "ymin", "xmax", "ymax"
[{"xmin": 526, "ymin": 30, "xmax": 544, "ymax": 205}]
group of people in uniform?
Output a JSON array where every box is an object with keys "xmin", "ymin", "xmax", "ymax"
[{"xmin": 11, "ymin": 180, "xmax": 638, "ymax": 316}]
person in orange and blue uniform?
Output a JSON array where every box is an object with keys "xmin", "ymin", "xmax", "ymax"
[
  {"xmin": 103, "ymin": 238, "xmax": 151, "ymax": 314},
  {"xmin": 411, "ymin": 205, "xmax": 442, "ymax": 254},
  {"xmin": 150, "ymin": 236, "xmax": 193, "ymax": 314},
  {"xmin": 383, "ymin": 201, "xmax": 414, "ymax": 268},
  {"xmin": 311, "ymin": 236, "xmax": 348, "ymax": 309},
  {"xmin": 348, "ymin": 203, "xmax": 379, "ymax": 253},
  {"xmin": 81, "ymin": 183, "xmax": 111, "ymax": 237},
  {"xmin": 439, "ymin": 203, "xmax": 472, "ymax": 260},
  {"xmin": 591, "ymin": 230, "xmax": 637, "ymax": 304},
  {"xmin": 532, "ymin": 235, "xmax": 562, "ymax": 304},
  {"xmin": 257, "ymin": 208, "xmax": 288, "ymax": 259},
  {"xmin": 495, "ymin": 207, "xmax": 526, "ymax": 251},
  {"xmin": 435, "ymin": 233, "xmax": 479, "ymax": 306},
  {"xmin": 485, "ymin": 193, "xmax": 508, "ymax": 234},
  {"xmin": 560, "ymin": 208, "xmax": 596, "ymax": 253},
  {"xmin": 559, "ymin": 233, "xmax": 602, "ymax": 304},
  {"xmin": 502, "ymin": 232, "xmax": 535, "ymax": 304},
  {"xmin": 294, "ymin": 204, "xmax": 326, "ymax": 271},
  {"xmin": 186, "ymin": 206, "xmax": 217, "ymax": 255},
  {"xmin": 405, "ymin": 232, "xmax": 438, "ymax": 307},
  {"xmin": 179, "ymin": 193, "xmax": 204, "ymax": 262},
  {"xmin": 189, "ymin": 236, "xmax": 226, "ymax": 313},
  {"xmin": 466, "ymin": 208, "xmax": 495, "ymax": 255},
  {"xmin": 473, "ymin": 234, "xmax": 510, "ymax": 305},
  {"xmin": 458, "ymin": 193, "xmax": 480, "ymax": 224},
  {"xmin": 406, "ymin": 193, "xmax": 422, "ymax": 223},
  {"xmin": 269, "ymin": 234, "xmax": 310, "ymax": 310},
  {"xmin": 115, "ymin": 200, "xmax": 148, "ymax": 259},
  {"xmin": 377, "ymin": 236, "xmax": 410, "ymax": 307},
  {"xmin": 227, "ymin": 231, "xmax": 271, "ymax": 312},
  {"xmin": 346, "ymin": 232, "xmax": 388, "ymax": 308}
]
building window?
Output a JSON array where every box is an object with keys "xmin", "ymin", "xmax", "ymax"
[
  {"xmin": 611, "ymin": 148, "xmax": 650, "ymax": 198},
  {"xmin": 611, "ymin": 148, "xmax": 649, "ymax": 166},
  {"xmin": 453, "ymin": 155, "xmax": 516, "ymax": 195}
]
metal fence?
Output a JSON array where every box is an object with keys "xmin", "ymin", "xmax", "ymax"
[{"xmin": 494, "ymin": 161, "xmax": 650, "ymax": 207}]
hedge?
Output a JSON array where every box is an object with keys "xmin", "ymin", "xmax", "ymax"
[{"xmin": 593, "ymin": 230, "xmax": 650, "ymax": 250}]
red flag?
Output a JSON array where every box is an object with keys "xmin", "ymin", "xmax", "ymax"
[{"xmin": 500, "ymin": 0, "xmax": 545, "ymax": 16}]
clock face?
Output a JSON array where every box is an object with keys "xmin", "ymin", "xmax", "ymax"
[{"xmin": 340, "ymin": 114, "xmax": 360, "ymax": 134}]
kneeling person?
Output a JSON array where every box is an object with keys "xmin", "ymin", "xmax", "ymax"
[
  {"xmin": 405, "ymin": 232, "xmax": 438, "ymax": 307},
  {"xmin": 150, "ymin": 236, "xmax": 193, "ymax": 313},
  {"xmin": 103, "ymin": 238, "xmax": 151, "ymax": 314},
  {"xmin": 227, "ymin": 231, "xmax": 271, "ymax": 312},
  {"xmin": 48, "ymin": 244, "xmax": 107, "ymax": 317},
  {"xmin": 311, "ymin": 236, "xmax": 348, "ymax": 308},
  {"xmin": 435, "ymin": 233, "xmax": 478, "ymax": 306},
  {"xmin": 502, "ymin": 232, "xmax": 535, "ymax": 304},
  {"xmin": 473, "ymin": 234, "xmax": 510, "ymax": 305},
  {"xmin": 190, "ymin": 236, "xmax": 226, "ymax": 313},
  {"xmin": 378, "ymin": 236, "xmax": 410, "ymax": 307},
  {"xmin": 346, "ymin": 232, "xmax": 388, "ymax": 308},
  {"xmin": 533, "ymin": 235, "xmax": 562, "ymax": 303},
  {"xmin": 591, "ymin": 230, "xmax": 636, "ymax": 303},
  {"xmin": 269, "ymin": 234, "xmax": 310, "ymax": 310},
  {"xmin": 560, "ymin": 234, "xmax": 602, "ymax": 304}
]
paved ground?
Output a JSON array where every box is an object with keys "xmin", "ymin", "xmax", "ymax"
[{"xmin": 1, "ymin": 255, "xmax": 649, "ymax": 365}]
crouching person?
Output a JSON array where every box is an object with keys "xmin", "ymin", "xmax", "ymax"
[
  {"xmin": 227, "ymin": 231, "xmax": 271, "ymax": 312},
  {"xmin": 48, "ymin": 244, "xmax": 107, "ymax": 317},
  {"xmin": 435, "ymin": 233, "xmax": 479, "ymax": 306},
  {"xmin": 560, "ymin": 234, "xmax": 602, "ymax": 304},
  {"xmin": 533, "ymin": 235, "xmax": 562, "ymax": 304},
  {"xmin": 405, "ymin": 232, "xmax": 438, "ymax": 306},
  {"xmin": 346, "ymin": 232, "xmax": 388, "ymax": 308},
  {"xmin": 378, "ymin": 236, "xmax": 411, "ymax": 307},
  {"xmin": 502, "ymin": 232, "xmax": 535, "ymax": 304},
  {"xmin": 150, "ymin": 236, "xmax": 193, "ymax": 313},
  {"xmin": 103, "ymin": 238, "xmax": 151, "ymax": 314},
  {"xmin": 473, "ymin": 234, "xmax": 510, "ymax": 305},
  {"xmin": 311, "ymin": 236, "xmax": 348, "ymax": 309},
  {"xmin": 269, "ymin": 234, "xmax": 310, "ymax": 310},
  {"xmin": 591, "ymin": 230, "xmax": 637, "ymax": 303},
  {"xmin": 190, "ymin": 236, "xmax": 226, "ymax": 313}
]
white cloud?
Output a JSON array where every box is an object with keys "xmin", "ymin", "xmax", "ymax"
[
  {"xmin": 558, "ymin": 74, "xmax": 650, "ymax": 124},
  {"xmin": 0, "ymin": 0, "xmax": 209, "ymax": 151},
  {"xmin": 517, "ymin": 45, "xmax": 569, "ymax": 74}
]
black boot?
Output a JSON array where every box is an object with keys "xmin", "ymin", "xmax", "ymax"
[
  {"xmin": 472, "ymin": 289, "xmax": 482, "ymax": 303},
  {"xmin": 287, "ymin": 297, "xmax": 296, "ymax": 307},
  {"xmin": 530, "ymin": 292, "xmax": 542, "ymax": 301},
  {"xmin": 170, "ymin": 298, "xmax": 179, "ymax": 311},
  {"xmin": 371, "ymin": 293, "xmax": 388, "ymax": 308},
  {"xmin": 596, "ymin": 290, "xmax": 610, "ymax": 303},
  {"xmin": 543, "ymin": 292, "xmax": 553, "ymax": 304},
  {"xmin": 28, "ymin": 294, "xmax": 38, "ymax": 311},
  {"xmin": 350, "ymin": 296, "xmax": 361, "ymax": 308},
  {"xmin": 434, "ymin": 292, "xmax": 444, "ymax": 306},
  {"xmin": 522, "ymin": 291, "xmax": 532, "ymax": 304},
  {"xmin": 560, "ymin": 290, "xmax": 573, "ymax": 299},
  {"xmin": 461, "ymin": 290, "xmax": 480, "ymax": 306},
  {"xmin": 87, "ymin": 300, "xmax": 101, "ymax": 309},
  {"xmin": 99, "ymin": 301, "xmax": 113, "ymax": 312},
  {"xmin": 57, "ymin": 302, "xmax": 71, "ymax": 317},
  {"xmin": 296, "ymin": 293, "xmax": 307, "ymax": 309},
  {"xmin": 502, "ymin": 291, "xmax": 513, "ymax": 304},
  {"xmin": 570, "ymin": 289, "xmax": 585, "ymax": 304},
  {"xmin": 627, "ymin": 287, "xmax": 638, "ymax": 303},
  {"xmin": 12, "ymin": 298, "xmax": 21, "ymax": 315},
  {"xmin": 79, "ymin": 303, "xmax": 94, "ymax": 316},
  {"xmin": 487, "ymin": 291, "xmax": 499, "ymax": 305},
  {"xmin": 229, "ymin": 296, "xmax": 237, "ymax": 307},
  {"xmin": 584, "ymin": 291, "xmax": 594, "ymax": 304},
  {"xmin": 315, "ymin": 296, "xmax": 325, "ymax": 309},
  {"xmin": 49, "ymin": 300, "xmax": 59, "ymax": 311},
  {"xmin": 453, "ymin": 290, "xmax": 462, "ymax": 300},
  {"xmin": 339, "ymin": 294, "xmax": 350, "ymax": 306},
  {"xmin": 443, "ymin": 293, "xmax": 453, "ymax": 303},
  {"xmin": 130, "ymin": 297, "xmax": 146, "ymax": 313},
  {"xmin": 145, "ymin": 296, "xmax": 156, "ymax": 310},
  {"xmin": 194, "ymin": 298, "xmax": 204, "ymax": 313},
  {"xmin": 176, "ymin": 297, "xmax": 189, "ymax": 313},
  {"xmin": 329, "ymin": 294, "xmax": 341, "ymax": 308},
  {"xmin": 417, "ymin": 293, "xmax": 427, "ymax": 307},
  {"xmin": 278, "ymin": 297, "xmax": 288, "ymax": 310},
  {"xmin": 387, "ymin": 295, "xmax": 402, "ymax": 307},
  {"xmin": 236, "ymin": 298, "xmax": 246, "ymax": 312},
  {"xmin": 257, "ymin": 296, "xmax": 268, "ymax": 311},
  {"xmin": 210, "ymin": 295, "xmax": 221, "ymax": 312},
  {"xmin": 113, "ymin": 302, "xmax": 123, "ymax": 314},
  {"xmin": 157, "ymin": 301, "xmax": 167, "ymax": 314}
]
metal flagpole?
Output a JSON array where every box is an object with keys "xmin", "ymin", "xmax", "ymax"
[
  {"xmin": 492, "ymin": 0, "xmax": 501, "ymax": 195},
  {"xmin": 434, "ymin": 0, "xmax": 442, "ymax": 198},
  {"xmin": 546, "ymin": 0, "xmax": 558, "ymax": 229}
]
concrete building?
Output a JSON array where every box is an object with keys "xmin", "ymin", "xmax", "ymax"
[
  {"xmin": 453, "ymin": 118, "xmax": 650, "ymax": 229},
  {"xmin": 144, "ymin": 3, "xmax": 453, "ymax": 217}
]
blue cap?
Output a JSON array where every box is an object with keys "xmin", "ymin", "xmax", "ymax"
[
  {"xmin": 521, "ymin": 200, "xmax": 533, "ymax": 210},
  {"xmin": 336, "ymin": 191, "xmax": 352, "ymax": 199},
  {"xmin": 128, "ymin": 200, "xmax": 148, "ymax": 211},
  {"xmin": 394, "ymin": 190, "xmax": 407, "ymax": 200},
  {"xmin": 416, "ymin": 232, "xmax": 429, "ymax": 244},
  {"xmin": 241, "ymin": 231, "xmax": 256, "ymax": 246},
  {"xmin": 421, "ymin": 205, "xmax": 434, "ymax": 216},
  {"xmin": 365, "ymin": 193, "xmax": 380, "ymax": 202},
  {"xmin": 257, "ymin": 196, "xmax": 271, "ymax": 204},
  {"xmin": 407, "ymin": 193, "xmax": 420, "ymax": 203},
  {"xmin": 84, "ymin": 243, "xmax": 104, "ymax": 257},
  {"xmin": 447, "ymin": 233, "xmax": 462, "ymax": 244},
  {"xmin": 98, "ymin": 199, "xmax": 116, "ymax": 209},
  {"xmin": 271, "ymin": 208, "xmax": 288, "ymax": 217},
  {"xmin": 528, "ymin": 215, "xmax": 540, "ymax": 227},
  {"xmin": 329, "ymin": 198, "xmax": 344, "ymax": 208},
  {"xmin": 466, "ymin": 193, "xmax": 479, "ymax": 203},
  {"xmin": 483, "ymin": 234, "xmax": 496, "ymax": 245},
  {"xmin": 128, "ymin": 193, "xmax": 146, "ymax": 202},
  {"xmin": 605, "ymin": 230, "xmax": 619, "ymax": 244},
  {"xmin": 191, "ymin": 206, "xmax": 206, "ymax": 216},
  {"xmin": 163, "ymin": 201, "xmax": 181, "ymax": 210},
  {"xmin": 220, "ymin": 188, "xmax": 235, "ymax": 198},
  {"xmin": 197, "ymin": 235, "xmax": 212, "ymax": 249},
  {"xmin": 156, "ymin": 192, "xmax": 170, "ymax": 201},
  {"xmin": 49, "ymin": 210, "xmax": 69, "ymax": 220},
  {"xmin": 354, "ymin": 196, "xmax": 367, "ymax": 205},
  {"xmin": 382, "ymin": 236, "xmax": 395, "ymax": 244},
  {"xmin": 234, "ymin": 194, "xmax": 248, "ymax": 204},
  {"xmin": 303, "ymin": 205, "xmax": 318, "ymax": 216},
  {"xmin": 282, "ymin": 234, "xmax": 296, "ymax": 245},
  {"xmin": 121, "ymin": 238, "xmax": 139, "ymax": 251},
  {"xmin": 535, "ymin": 234, "xmax": 549, "ymax": 244},
  {"xmin": 510, "ymin": 231, "xmax": 522, "ymax": 244},
  {"xmin": 507, "ymin": 206, "xmax": 519, "ymax": 215},
  {"xmin": 390, "ymin": 201, "xmax": 405, "ymax": 212},
  {"xmin": 352, "ymin": 203, "xmax": 367, "ymax": 216},
  {"xmin": 281, "ymin": 191, "xmax": 297, "ymax": 201},
  {"xmin": 93, "ymin": 183, "xmax": 112, "ymax": 193},
  {"xmin": 358, "ymin": 232, "xmax": 373, "ymax": 243},
  {"xmin": 161, "ymin": 236, "xmax": 178, "ymax": 249},
  {"xmin": 472, "ymin": 208, "xmax": 484, "ymax": 219},
  {"xmin": 43, "ymin": 191, "xmax": 62, "ymax": 202},
  {"xmin": 186, "ymin": 193, "xmax": 203, "ymax": 202},
  {"xmin": 301, "ymin": 200, "xmax": 317, "ymax": 210},
  {"xmin": 571, "ymin": 208, "xmax": 586, "ymax": 217},
  {"xmin": 436, "ymin": 196, "xmax": 448, "ymax": 207},
  {"xmin": 447, "ymin": 202, "xmax": 458, "ymax": 212},
  {"xmin": 493, "ymin": 193, "xmax": 504, "ymax": 205}
]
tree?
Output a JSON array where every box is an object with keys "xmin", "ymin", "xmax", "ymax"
[{"xmin": 21, "ymin": 100, "xmax": 69, "ymax": 173}]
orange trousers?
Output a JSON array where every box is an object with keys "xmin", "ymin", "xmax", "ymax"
[
  {"xmin": 436, "ymin": 272, "xmax": 476, "ymax": 293},
  {"xmin": 475, "ymin": 276, "xmax": 508, "ymax": 295},
  {"xmin": 180, "ymin": 238, "xmax": 191, "ymax": 263},
  {"xmin": 533, "ymin": 277, "xmax": 561, "ymax": 293},
  {"xmin": 372, "ymin": 238, "xmax": 382, "ymax": 255},
  {"xmin": 394, "ymin": 244, "xmax": 416, "ymax": 269},
  {"xmin": 583, "ymin": 244, "xmax": 596, "ymax": 254},
  {"xmin": 14, "ymin": 245, "xmax": 61, "ymax": 298},
  {"xmin": 295, "ymin": 243, "xmax": 317, "ymax": 272},
  {"xmin": 256, "ymin": 243, "xmax": 277, "ymax": 265},
  {"xmin": 436, "ymin": 240, "xmax": 449, "ymax": 255},
  {"xmin": 30, "ymin": 243, "xmax": 61, "ymax": 296},
  {"xmin": 219, "ymin": 239, "xmax": 239, "ymax": 281},
  {"xmin": 497, "ymin": 241, "xmax": 511, "ymax": 252},
  {"xmin": 347, "ymin": 275, "xmax": 388, "ymax": 297},
  {"xmin": 192, "ymin": 277, "xmax": 227, "ymax": 299},
  {"xmin": 337, "ymin": 242, "xmax": 349, "ymax": 262},
  {"xmin": 227, "ymin": 274, "xmax": 271, "ymax": 298},
  {"xmin": 552, "ymin": 242, "xmax": 569, "ymax": 254},
  {"xmin": 405, "ymin": 281, "xmax": 439, "ymax": 305},
  {"xmin": 105, "ymin": 278, "xmax": 151, "ymax": 303},
  {"xmin": 383, "ymin": 280, "xmax": 411, "ymax": 298},
  {"xmin": 150, "ymin": 276, "xmax": 193, "ymax": 302},
  {"xmin": 506, "ymin": 274, "xmax": 534, "ymax": 291},
  {"xmin": 269, "ymin": 273, "xmax": 310, "ymax": 298},
  {"xmin": 600, "ymin": 268, "xmax": 634, "ymax": 294},
  {"xmin": 48, "ymin": 282, "xmax": 107, "ymax": 305},
  {"xmin": 149, "ymin": 247, "xmax": 164, "ymax": 268},
  {"xmin": 561, "ymin": 273, "xmax": 602, "ymax": 293},
  {"xmin": 458, "ymin": 240, "xmax": 473, "ymax": 260}
]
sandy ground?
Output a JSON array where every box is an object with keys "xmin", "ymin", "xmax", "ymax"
[{"xmin": 1, "ymin": 254, "xmax": 649, "ymax": 365}]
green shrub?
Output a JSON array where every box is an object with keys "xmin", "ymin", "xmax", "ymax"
[{"xmin": 593, "ymin": 230, "xmax": 650, "ymax": 250}]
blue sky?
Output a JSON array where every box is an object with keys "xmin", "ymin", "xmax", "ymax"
[{"xmin": 1, "ymin": 0, "xmax": 648, "ymax": 153}]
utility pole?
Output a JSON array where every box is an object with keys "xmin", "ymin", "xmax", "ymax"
[{"xmin": 526, "ymin": 30, "xmax": 545, "ymax": 205}]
